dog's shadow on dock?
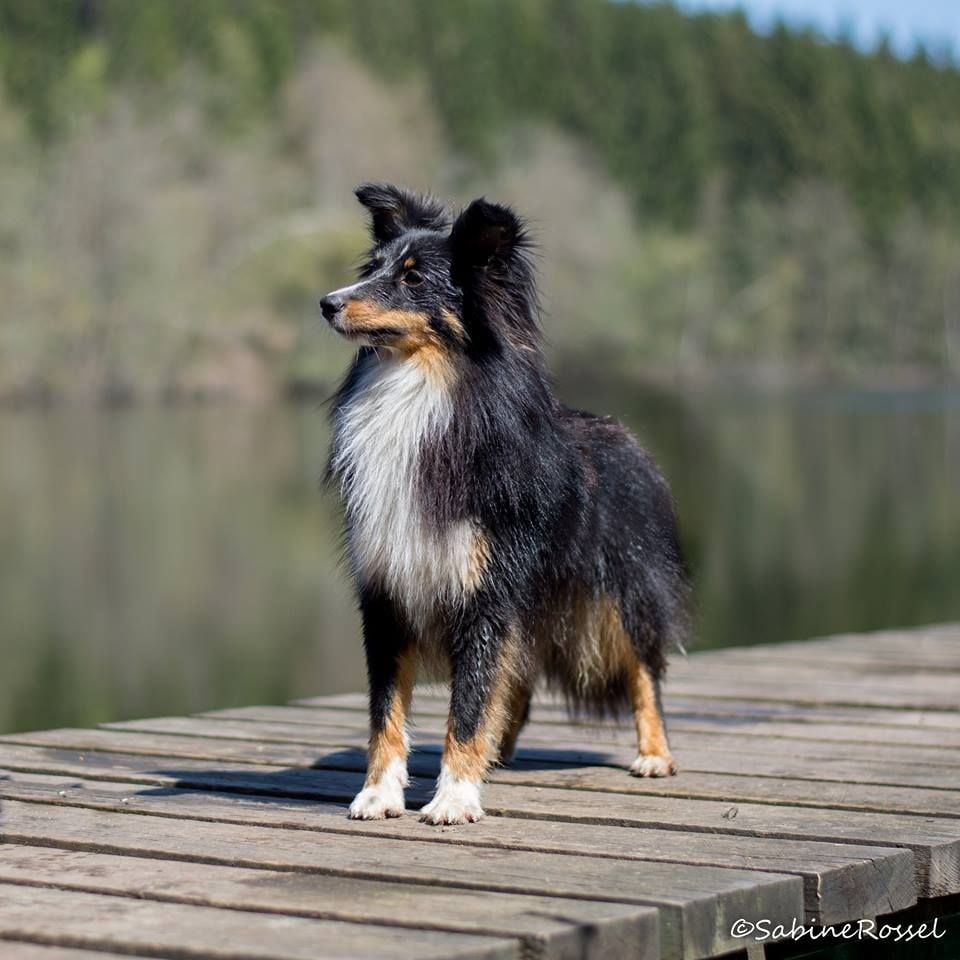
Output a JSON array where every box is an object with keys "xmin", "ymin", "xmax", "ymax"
[{"xmin": 135, "ymin": 744, "xmax": 615, "ymax": 811}]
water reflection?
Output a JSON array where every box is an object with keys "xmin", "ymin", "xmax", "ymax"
[{"xmin": 2, "ymin": 385, "xmax": 958, "ymax": 733}]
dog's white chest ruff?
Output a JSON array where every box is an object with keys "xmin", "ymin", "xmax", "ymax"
[{"xmin": 332, "ymin": 355, "xmax": 479, "ymax": 617}]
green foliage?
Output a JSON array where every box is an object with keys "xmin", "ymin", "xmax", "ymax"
[
  {"xmin": 2, "ymin": 0, "xmax": 959, "ymax": 231},
  {"xmin": 0, "ymin": 1, "xmax": 958, "ymax": 400}
]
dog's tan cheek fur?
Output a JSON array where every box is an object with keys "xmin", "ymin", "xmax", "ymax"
[
  {"xmin": 440, "ymin": 307, "xmax": 467, "ymax": 345},
  {"xmin": 343, "ymin": 300, "xmax": 430, "ymax": 336},
  {"xmin": 341, "ymin": 302, "xmax": 465, "ymax": 382}
]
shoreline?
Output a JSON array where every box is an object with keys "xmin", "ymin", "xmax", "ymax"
[{"xmin": 2, "ymin": 365, "xmax": 959, "ymax": 413}]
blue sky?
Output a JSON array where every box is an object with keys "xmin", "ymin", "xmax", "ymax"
[{"xmin": 675, "ymin": 0, "xmax": 959, "ymax": 58}]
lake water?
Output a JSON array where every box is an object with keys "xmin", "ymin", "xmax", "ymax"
[{"xmin": 2, "ymin": 383, "xmax": 959, "ymax": 734}]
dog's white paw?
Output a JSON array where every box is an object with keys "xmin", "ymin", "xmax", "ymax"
[
  {"xmin": 629, "ymin": 754, "xmax": 678, "ymax": 778},
  {"xmin": 348, "ymin": 783, "xmax": 405, "ymax": 819},
  {"xmin": 348, "ymin": 759, "xmax": 407, "ymax": 819},
  {"xmin": 420, "ymin": 771, "xmax": 484, "ymax": 825},
  {"xmin": 420, "ymin": 794, "xmax": 484, "ymax": 825}
]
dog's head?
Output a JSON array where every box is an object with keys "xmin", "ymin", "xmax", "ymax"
[{"xmin": 320, "ymin": 183, "xmax": 535, "ymax": 356}]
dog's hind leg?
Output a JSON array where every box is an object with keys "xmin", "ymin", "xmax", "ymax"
[
  {"xmin": 628, "ymin": 657, "xmax": 677, "ymax": 778},
  {"xmin": 495, "ymin": 681, "xmax": 532, "ymax": 765},
  {"xmin": 349, "ymin": 588, "xmax": 416, "ymax": 819}
]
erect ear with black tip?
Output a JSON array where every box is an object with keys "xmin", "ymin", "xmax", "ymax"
[
  {"xmin": 450, "ymin": 199, "xmax": 526, "ymax": 274},
  {"xmin": 354, "ymin": 182, "xmax": 448, "ymax": 243}
]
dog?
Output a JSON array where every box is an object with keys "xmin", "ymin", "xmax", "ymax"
[{"xmin": 321, "ymin": 183, "xmax": 689, "ymax": 825}]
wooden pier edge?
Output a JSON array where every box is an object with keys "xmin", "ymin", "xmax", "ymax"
[{"xmin": 0, "ymin": 622, "xmax": 958, "ymax": 960}]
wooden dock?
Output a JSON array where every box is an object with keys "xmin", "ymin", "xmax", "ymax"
[{"xmin": 1, "ymin": 623, "xmax": 959, "ymax": 960}]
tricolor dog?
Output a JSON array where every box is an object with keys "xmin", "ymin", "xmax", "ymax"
[{"xmin": 322, "ymin": 183, "xmax": 689, "ymax": 825}]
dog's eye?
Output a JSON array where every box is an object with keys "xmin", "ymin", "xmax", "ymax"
[{"xmin": 403, "ymin": 269, "xmax": 424, "ymax": 287}]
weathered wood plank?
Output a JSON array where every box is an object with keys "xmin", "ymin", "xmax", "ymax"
[
  {"xmin": 0, "ymin": 883, "xmax": 516, "ymax": 960},
  {"xmin": 0, "ymin": 946, "xmax": 137, "ymax": 960},
  {"xmin": 7, "ymin": 724, "xmax": 960, "ymax": 797},
  {"xmin": 2, "ymin": 738, "xmax": 957, "ymax": 827},
  {"xmin": 316, "ymin": 627, "xmax": 948, "ymax": 675},
  {"xmin": 104, "ymin": 709, "xmax": 960, "ymax": 759},
  {"xmin": 4, "ymin": 624, "xmax": 959, "ymax": 960},
  {"xmin": 689, "ymin": 645, "xmax": 960, "ymax": 672},
  {"xmin": 0, "ymin": 797, "xmax": 802, "ymax": 960},
  {"xmin": 739, "ymin": 625, "xmax": 960, "ymax": 662},
  {"xmin": 479, "ymin": 663, "xmax": 960, "ymax": 710},
  {"xmin": 659, "ymin": 697, "xmax": 960, "ymax": 729},
  {"xmin": 681, "ymin": 626, "xmax": 960, "ymax": 673},
  {"xmin": 635, "ymin": 672, "xmax": 960, "ymax": 711},
  {"xmin": 3, "ymin": 755, "xmax": 957, "ymax": 900},
  {"xmin": 0, "ymin": 773, "xmax": 915, "ymax": 924},
  {"xmin": 0, "ymin": 845, "xmax": 659, "ymax": 960},
  {"xmin": 187, "ymin": 705, "xmax": 960, "ymax": 750},
  {"xmin": 667, "ymin": 657, "xmax": 960, "ymax": 685},
  {"xmin": 291, "ymin": 692, "xmax": 960, "ymax": 730},
  {"xmin": 222, "ymin": 697, "xmax": 960, "ymax": 738}
]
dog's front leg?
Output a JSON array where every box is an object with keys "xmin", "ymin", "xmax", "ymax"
[
  {"xmin": 349, "ymin": 588, "xmax": 416, "ymax": 819},
  {"xmin": 420, "ymin": 608, "xmax": 517, "ymax": 825}
]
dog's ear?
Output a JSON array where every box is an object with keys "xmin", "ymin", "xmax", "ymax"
[
  {"xmin": 450, "ymin": 199, "xmax": 527, "ymax": 276},
  {"xmin": 354, "ymin": 182, "xmax": 447, "ymax": 243}
]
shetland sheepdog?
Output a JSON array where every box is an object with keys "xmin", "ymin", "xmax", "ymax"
[{"xmin": 322, "ymin": 183, "xmax": 689, "ymax": 825}]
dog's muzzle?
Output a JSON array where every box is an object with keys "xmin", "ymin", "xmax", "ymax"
[{"xmin": 320, "ymin": 294, "xmax": 345, "ymax": 323}]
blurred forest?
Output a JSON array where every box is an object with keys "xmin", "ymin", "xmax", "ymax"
[{"xmin": 1, "ymin": 0, "xmax": 959, "ymax": 403}]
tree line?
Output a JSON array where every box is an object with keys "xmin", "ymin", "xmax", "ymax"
[
  {"xmin": 2, "ymin": 0, "xmax": 958, "ymax": 238},
  {"xmin": 0, "ymin": 0, "xmax": 957, "ymax": 397}
]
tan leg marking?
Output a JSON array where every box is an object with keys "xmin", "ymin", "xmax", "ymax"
[
  {"xmin": 442, "ymin": 639, "xmax": 518, "ymax": 779},
  {"xmin": 630, "ymin": 659, "xmax": 677, "ymax": 778},
  {"xmin": 349, "ymin": 649, "xmax": 416, "ymax": 819},
  {"xmin": 421, "ymin": 630, "xmax": 521, "ymax": 825},
  {"xmin": 441, "ymin": 729, "xmax": 493, "ymax": 784},
  {"xmin": 366, "ymin": 648, "xmax": 416, "ymax": 784}
]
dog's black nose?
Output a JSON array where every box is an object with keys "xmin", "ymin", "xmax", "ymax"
[{"xmin": 320, "ymin": 294, "xmax": 344, "ymax": 322}]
